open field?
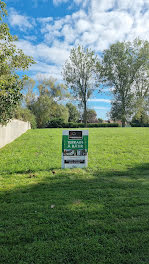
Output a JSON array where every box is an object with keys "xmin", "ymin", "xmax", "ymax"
[{"xmin": 0, "ymin": 128, "xmax": 149, "ymax": 264}]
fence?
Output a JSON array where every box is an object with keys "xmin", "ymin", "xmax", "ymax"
[{"xmin": 0, "ymin": 119, "xmax": 31, "ymax": 149}]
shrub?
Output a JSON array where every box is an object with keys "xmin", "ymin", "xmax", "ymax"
[
  {"xmin": 14, "ymin": 107, "xmax": 37, "ymax": 129},
  {"xmin": 46, "ymin": 121, "xmax": 119, "ymax": 128},
  {"xmin": 87, "ymin": 123, "xmax": 120, "ymax": 127},
  {"xmin": 131, "ymin": 123, "xmax": 149, "ymax": 127},
  {"xmin": 130, "ymin": 111, "xmax": 149, "ymax": 127},
  {"xmin": 46, "ymin": 118, "xmax": 65, "ymax": 128}
]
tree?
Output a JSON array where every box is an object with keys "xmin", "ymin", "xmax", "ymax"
[
  {"xmin": 31, "ymin": 99, "xmax": 69, "ymax": 128},
  {"xmin": 131, "ymin": 110, "xmax": 149, "ymax": 127},
  {"xmin": 132, "ymin": 63, "xmax": 149, "ymax": 117},
  {"xmin": 98, "ymin": 118, "xmax": 103, "ymax": 123},
  {"xmin": 22, "ymin": 78, "xmax": 36, "ymax": 108},
  {"xmin": 25, "ymin": 77, "xmax": 70, "ymax": 128},
  {"xmin": 30, "ymin": 95, "xmax": 53, "ymax": 128},
  {"xmin": 63, "ymin": 45, "xmax": 100, "ymax": 127},
  {"xmin": 37, "ymin": 76, "xmax": 69, "ymax": 100},
  {"xmin": 66, "ymin": 103, "xmax": 80, "ymax": 122},
  {"xmin": 54, "ymin": 104, "xmax": 69, "ymax": 123},
  {"xmin": 97, "ymin": 39, "xmax": 149, "ymax": 127},
  {"xmin": 86, "ymin": 109, "xmax": 98, "ymax": 123},
  {"xmin": 14, "ymin": 105, "xmax": 37, "ymax": 129},
  {"xmin": 0, "ymin": 1, "xmax": 35, "ymax": 124}
]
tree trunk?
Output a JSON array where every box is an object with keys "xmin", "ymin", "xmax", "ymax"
[
  {"xmin": 83, "ymin": 101, "xmax": 87, "ymax": 127},
  {"xmin": 122, "ymin": 119, "xmax": 125, "ymax": 127}
]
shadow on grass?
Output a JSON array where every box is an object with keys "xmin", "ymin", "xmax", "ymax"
[
  {"xmin": 0, "ymin": 163, "xmax": 149, "ymax": 264},
  {"xmin": 1, "ymin": 161, "xmax": 149, "ymax": 177}
]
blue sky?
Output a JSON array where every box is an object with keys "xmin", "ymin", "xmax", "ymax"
[{"xmin": 5, "ymin": 0, "xmax": 149, "ymax": 119}]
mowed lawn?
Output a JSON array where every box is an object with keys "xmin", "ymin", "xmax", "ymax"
[{"xmin": 0, "ymin": 128, "xmax": 149, "ymax": 264}]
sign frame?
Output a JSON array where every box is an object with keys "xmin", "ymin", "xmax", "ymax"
[{"xmin": 62, "ymin": 130, "xmax": 88, "ymax": 168}]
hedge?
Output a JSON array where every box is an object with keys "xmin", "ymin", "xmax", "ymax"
[
  {"xmin": 131, "ymin": 123, "xmax": 149, "ymax": 127},
  {"xmin": 46, "ymin": 119, "xmax": 120, "ymax": 128}
]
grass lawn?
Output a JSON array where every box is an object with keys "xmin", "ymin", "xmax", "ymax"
[{"xmin": 0, "ymin": 128, "xmax": 149, "ymax": 264}]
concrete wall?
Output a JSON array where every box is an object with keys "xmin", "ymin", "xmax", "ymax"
[{"xmin": 0, "ymin": 119, "xmax": 31, "ymax": 149}]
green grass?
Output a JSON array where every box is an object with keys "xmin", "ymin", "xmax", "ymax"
[{"xmin": 0, "ymin": 128, "xmax": 149, "ymax": 264}]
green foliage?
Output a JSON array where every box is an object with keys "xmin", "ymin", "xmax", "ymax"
[
  {"xmin": 25, "ymin": 77, "xmax": 70, "ymax": 128},
  {"xmin": 14, "ymin": 106, "xmax": 37, "ymax": 128},
  {"xmin": 98, "ymin": 118, "xmax": 103, "ymax": 123},
  {"xmin": 63, "ymin": 45, "xmax": 100, "ymax": 126},
  {"xmin": 0, "ymin": 75, "xmax": 23, "ymax": 124},
  {"xmin": 29, "ymin": 94, "xmax": 69, "ymax": 128},
  {"xmin": 30, "ymin": 95, "xmax": 53, "ymax": 128},
  {"xmin": 0, "ymin": 1, "xmax": 7, "ymax": 19},
  {"xmin": 86, "ymin": 109, "xmax": 98, "ymax": 123},
  {"xmin": 98, "ymin": 39, "xmax": 149, "ymax": 127},
  {"xmin": 66, "ymin": 103, "xmax": 80, "ymax": 122},
  {"xmin": 46, "ymin": 118, "xmax": 65, "ymax": 128},
  {"xmin": 0, "ymin": 2, "xmax": 35, "ymax": 124},
  {"xmin": 87, "ymin": 123, "xmax": 119, "ymax": 127},
  {"xmin": 46, "ymin": 122, "xmax": 119, "ymax": 128},
  {"xmin": 0, "ymin": 128, "xmax": 149, "ymax": 263},
  {"xmin": 22, "ymin": 78, "xmax": 36, "ymax": 107},
  {"xmin": 53, "ymin": 104, "xmax": 69, "ymax": 123},
  {"xmin": 37, "ymin": 77, "xmax": 69, "ymax": 100},
  {"xmin": 131, "ymin": 110, "xmax": 149, "ymax": 127}
]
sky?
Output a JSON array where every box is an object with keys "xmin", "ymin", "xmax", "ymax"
[{"xmin": 5, "ymin": 0, "xmax": 149, "ymax": 119}]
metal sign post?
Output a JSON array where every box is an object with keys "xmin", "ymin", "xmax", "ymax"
[{"xmin": 62, "ymin": 130, "xmax": 88, "ymax": 168}]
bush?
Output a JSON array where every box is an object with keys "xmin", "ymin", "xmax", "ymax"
[
  {"xmin": 46, "ymin": 121, "xmax": 120, "ymax": 128},
  {"xmin": 130, "ymin": 111, "xmax": 149, "ymax": 127},
  {"xmin": 46, "ymin": 118, "xmax": 65, "ymax": 128},
  {"xmin": 14, "ymin": 107, "xmax": 37, "ymax": 129},
  {"xmin": 131, "ymin": 123, "xmax": 149, "ymax": 127},
  {"xmin": 87, "ymin": 123, "xmax": 120, "ymax": 127}
]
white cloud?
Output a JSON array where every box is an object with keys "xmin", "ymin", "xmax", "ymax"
[
  {"xmin": 53, "ymin": 0, "xmax": 85, "ymax": 6},
  {"xmin": 37, "ymin": 17, "xmax": 53, "ymax": 23},
  {"xmin": 117, "ymin": 0, "xmax": 149, "ymax": 14},
  {"xmin": 16, "ymin": 40, "xmax": 70, "ymax": 65},
  {"xmin": 39, "ymin": 0, "xmax": 148, "ymax": 53},
  {"xmin": 53, "ymin": 0, "xmax": 68, "ymax": 6},
  {"xmin": 9, "ymin": 8, "xmax": 34, "ymax": 31},
  {"xmin": 24, "ymin": 35, "xmax": 37, "ymax": 41},
  {"xmin": 11, "ymin": 0, "xmax": 149, "ymax": 90},
  {"xmin": 88, "ymin": 99, "xmax": 111, "ymax": 103},
  {"xmin": 93, "ymin": 106, "xmax": 110, "ymax": 110},
  {"xmin": 91, "ymin": 0, "xmax": 115, "ymax": 13}
]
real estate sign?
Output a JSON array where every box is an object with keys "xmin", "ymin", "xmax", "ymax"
[{"xmin": 62, "ymin": 130, "xmax": 88, "ymax": 168}]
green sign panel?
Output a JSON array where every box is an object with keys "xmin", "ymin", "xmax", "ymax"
[
  {"xmin": 62, "ymin": 136, "xmax": 88, "ymax": 151},
  {"xmin": 62, "ymin": 130, "xmax": 88, "ymax": 168}
]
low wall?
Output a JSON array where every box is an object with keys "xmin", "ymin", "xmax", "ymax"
[{"xmin": 0, "ymin": 119, "xmax": 31, "ymax": 149}]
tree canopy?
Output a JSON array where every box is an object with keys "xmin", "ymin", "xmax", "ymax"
[
  {"xmin": 63, "ymin": 45, "xmax": 100, "ymax": 127},
  {"xmin": 86, "ymin": 109, "xmax": 98, "ymax": 123},
  {"xmin": 0, "ymin": 1, "xmax": 35, "ymax": 124},
  {"xmin": 66, "ymin": 103, "xmax": 80, "ymax": 122},
  {"xmin": 97, "ymin": 39, "xmax": 149, "ymax": 126}
]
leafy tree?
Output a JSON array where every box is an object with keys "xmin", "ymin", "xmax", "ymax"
[
  {"xmin": 14, "ymin": 106, "xmax": 37, "ymax": 129},
  {"xmin": 66, "ymin": 103, "xmax": 80, "ymax": 122},
  {"xmin": 37, "ymin": 76, "xmax": 69, "ymax": 100},
  {"xmin": 132, "ymin": 63, "xmax": 149, "ymax": 117},
  {"xmin": 131, "ymin": 110, "xmax": 149, "ymax": 127},
  {"xmin": 98, "ymin": 118, "xmax": 103, "ymax": 123},
  {"xmin": 0, "ymin": 1, "xmax": 35, "ymax": 124},
  {"xmin": 23, "ymin": 78, "xmax": 36, "ymax": 108},
  {"xmin": 97, "ymin": 39, "xmax": 149, "ymax": 127},
  {"xmin": 53, "ymin": 104, "xmax": 69, "ymax": 123},
  {"xmin": 86, "ymin": 109, "xmax": 98, "ymax": 123},
  {"xmin": 26, "ymin": 77, "xmax": 70, "ymax": 127},
  {"xmin": 46, "ymin": 118, "xmax": 65, "ymax": 128},
  {"xmin": 30, "ymin": 95, "xmax": 53, "ymax": 128},
  {"xmin": 63, "ymin": 45, "xmax": 100, "ymax": 127}
]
